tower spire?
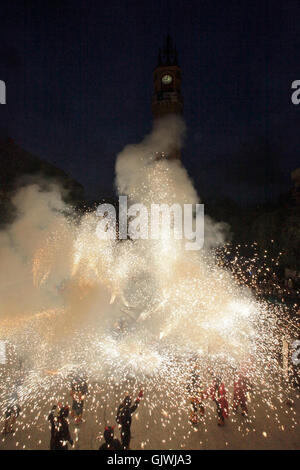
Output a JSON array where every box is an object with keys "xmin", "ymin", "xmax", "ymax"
[
  {"xmin": 157, "ymin": 34, "xmax": 178, "ymax": 67},
  {"xmin": 164, "ymin": 33, "xmax": 172, "ymax": 63},
  {"xmin": 152, "ymin": 36, "xmax": 183, "ymax": 159}
]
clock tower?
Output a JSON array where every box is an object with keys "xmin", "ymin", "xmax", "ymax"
[{"xmin": 152, "ymin": 35, "xmax": 183, "ymax": 160}]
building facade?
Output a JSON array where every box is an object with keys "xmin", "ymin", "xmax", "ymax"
[{"xmin": 291, "ymin": 168, "xmax": 300, "ymax": 204}]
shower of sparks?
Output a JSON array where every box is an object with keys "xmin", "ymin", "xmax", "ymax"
[{"xmin": 0, "ymin": 154, "xmax": 299, "ymax": 449}]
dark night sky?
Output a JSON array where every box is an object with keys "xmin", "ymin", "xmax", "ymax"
[{"xmin": 1, "ymin": 0, "xmax": 300, "ymax": 204}]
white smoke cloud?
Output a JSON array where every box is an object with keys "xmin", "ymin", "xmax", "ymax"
[
  {"xmin": 0, "ymin": 115, "xmax": 254, "ymax": 383},
  {"xmin": 0, "ymin": 183, "xmax": 75, "ymax": 321},
  {"xmin": 115, "ymin": 115, "xmax": 191, "ymax": 202},
  {"xmin": 0, "ymin": 115, "xmax": 229, "ymax": 330},
  {"xmin": 115, "ymin": 114, "xmax": 229, "ymax": 248}
]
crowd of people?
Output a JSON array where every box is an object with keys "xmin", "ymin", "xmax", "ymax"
[
  {"xmin": 0, "ymin": 364, "xmax": 260, "ymax": 450},
  {"xmin": 45, "ymin": 367, "xmax": 252, "ymax": 450},
  {"xmin": 46, "ymin": 386, "xmax": 143, "ymax": 450},
  {"xmin": 188, "ymin": 366, "xmax": 251, "ymax": 427},
  {"xmin": 45, "ymin": 368, "xmax": 252, "ymax": 450},
  {"xmin": 2, "ymin": 354, "xmax": 298, "ymax": 450}
]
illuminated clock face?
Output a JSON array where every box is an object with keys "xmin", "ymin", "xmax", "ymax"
[{"xmin": 161, "ymin": 74, "xmax": 173, "ymax": 85}]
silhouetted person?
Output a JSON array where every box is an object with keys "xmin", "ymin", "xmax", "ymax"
[
  {"xmin": 207, "ymin": 377, "xmax": 229, "ymax": 426},
  {"xmin": 3, "ymin": 403, "xmax": 21, "ymax": 435},
  {"xmin": 116, "ymin": 390, "xmax": 143, "ymax": 449},
  {"xmin": 233, "ymin": 372, "xmax": 251, "ymax": 416},
  {"xmin": 187, "ymin": 365, "xmax": 204, "ymax": 425},
  {"xmin": 48, "ymin": 405, "xmax": 73, "ymax": 450},
  {"xmin": 70, "ymin": 377, "xmax": 88, "ymax": 424},
  {"xmin": 99, "ymin": 426, "xmax": 122, "ymax": 450}
]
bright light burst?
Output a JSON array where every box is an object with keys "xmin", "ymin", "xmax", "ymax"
[{"xmin": 0, "ymin": 117, "xmax": 299, "ymax": 449}]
